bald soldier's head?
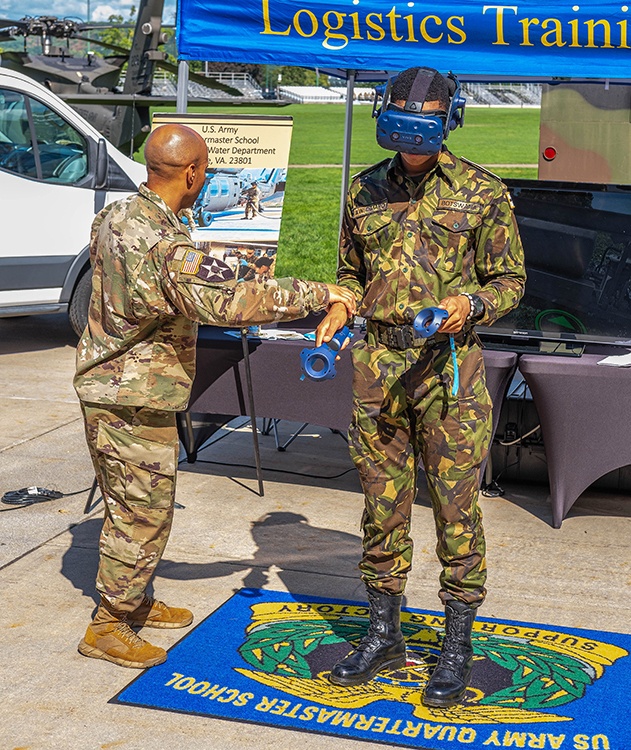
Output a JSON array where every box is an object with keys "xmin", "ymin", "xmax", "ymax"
[{"xmin": 144, "ymin": 124, "xmax": 209, "ymax": 213}]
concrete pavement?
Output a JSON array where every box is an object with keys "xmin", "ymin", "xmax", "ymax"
[{"xmin": 1, "ymin": 313, "xmax": 630, "ymax": 750}]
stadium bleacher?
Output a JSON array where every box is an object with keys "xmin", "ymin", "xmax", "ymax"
[
  {"xmin": 151, "ymin": 72, "xmax": 541, "ymax": 107},
  {"xmin": 278, "ymin": 85, "xmax": 343, "ymax": 103},
  {"xmin": 151, "ymin": 71, "xmax": 265, "ymax": 100},
  {"xmin": 280, "ymin": 83, "xmax": 541, "ymax": 106}
]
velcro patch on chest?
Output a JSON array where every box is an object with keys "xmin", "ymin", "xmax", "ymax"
[
  {"xmin": 351, "ymin": 201, "xmax": 388, "ymax": 219},
  {"xmin": 437, "ymin": 199, "xmax": 482, "ymax": 213}
]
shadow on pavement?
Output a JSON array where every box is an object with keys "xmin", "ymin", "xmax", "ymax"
[
  {"xmin": 158, "ymin": 511, "xmax": 362, "ymax": 594},
  {"xmin": 0, "ymin": 313, "xmax": 77, "ymax": 355},
  {"xmin": 60, "ymin": 512, "xmax": 363, "ymax": 607},
  {"xmin": 61, "ymin": 518, "xmax": 101, "ymax": 606}
]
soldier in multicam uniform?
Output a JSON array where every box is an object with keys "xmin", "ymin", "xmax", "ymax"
[
  {"xmin": 316, "ymin": 67, "xmax": 525, "ymax": 706},
  {"xmin": 74, "ymin": 124, "xmax": 355, "ymax": 669}
]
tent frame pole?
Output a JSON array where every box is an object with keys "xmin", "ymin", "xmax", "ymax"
[
  {"xmin": 176, "ymin": 60, "xmax": 190, "ymax": 113},
  {"xmin": 338, "ymin": 69, "xmax": 356, "ymax": 243}
]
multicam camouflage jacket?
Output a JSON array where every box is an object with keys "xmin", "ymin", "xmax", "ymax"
[
  {"xmin": 74, "ymin": 184, "xmax": 330, "ymax": 410},
  {"xmin": 338, "ymin": 149, "xmax": 526, "ymax": 327}
]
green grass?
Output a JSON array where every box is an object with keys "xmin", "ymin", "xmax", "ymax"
[
  {"xmin": 276, "ymin": 168, "xmax": 342, "ymax": 281},
  {"xmin": 146, "ymin": 103, "xmax": 540, "ymax": 281}
]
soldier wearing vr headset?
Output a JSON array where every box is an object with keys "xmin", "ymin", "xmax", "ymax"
[{"xmin": 316, "ymin": 67, "xmax": 525, "ymax": 707}]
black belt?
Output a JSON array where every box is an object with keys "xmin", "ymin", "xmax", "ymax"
[
  {"xmin": 368, "ymin": 321, "xmax": 436, "ymax": 350},
  {"xmin": 368, "ymin": 321, "xmax": 474, "ymax": 351}
]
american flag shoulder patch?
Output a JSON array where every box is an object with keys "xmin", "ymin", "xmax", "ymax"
[{"xmin": 180, "ymin": 250, "xmax": 204, "ymax": 275}]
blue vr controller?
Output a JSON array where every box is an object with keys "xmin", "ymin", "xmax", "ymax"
[
  {"xmin": 300, "ymin": 326, "xmax": 352, "ymax": 382},
  {"xmin": 413, "ymin": 307, "xmax": 449, "ymax": 338},
  {"xmin": 414, "ymin": 307, "xmax": 460, "ymax": 397}
]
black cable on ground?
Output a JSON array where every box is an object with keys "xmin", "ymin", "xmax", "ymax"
[
  {"xmin": 1, "ymin": 485, "xmax": 93, "ymax": 510},
  {"xmin": 189, "ymin": 458, "xmax": 355, "ymax": 481}
]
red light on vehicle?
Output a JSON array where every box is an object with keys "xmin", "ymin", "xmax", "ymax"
[{"xmin": 543, "ymin": 146, "xmax": 557, "ymax": 161}]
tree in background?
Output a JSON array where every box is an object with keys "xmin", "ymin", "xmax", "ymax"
[
  {"xmin": 89, "ymin": 6, "xmax": 175, "ymax": 63},
  {"xmin": 93, "ymin": 6, "xmax": 136, "ymax": 50},
  {"xmin": 271, "ymin": 66, "xmax": 329, "ymax": 87}
]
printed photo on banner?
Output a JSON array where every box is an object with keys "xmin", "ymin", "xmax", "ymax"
[{"xmin": 153, "ymin": 113, "xmax": 293, "ymax": 280}]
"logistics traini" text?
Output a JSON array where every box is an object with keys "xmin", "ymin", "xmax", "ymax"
[{"xmin": 260, "ymin": 2, "xmax": 631, "ymax": 51}]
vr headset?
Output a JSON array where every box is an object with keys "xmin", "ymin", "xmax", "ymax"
[{"xmin": 372, "ymin": 68, "xmax": 466, "ymax": 155}]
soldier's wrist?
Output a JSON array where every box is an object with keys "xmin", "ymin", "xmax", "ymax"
[{"xmin": 462, "ymin": 293, "xmax": 486, "ymax": 322}]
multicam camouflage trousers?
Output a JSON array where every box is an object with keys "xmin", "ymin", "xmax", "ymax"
[
  {"xmin": 80, "ymin": 402, "xmax": 179, "ymax": 614},
  {"xmin": 349, "ymin": 330, "xmax": 492, "ymax": 606}
]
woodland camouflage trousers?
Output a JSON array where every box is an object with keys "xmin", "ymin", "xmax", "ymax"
[
  {"xmin": 349, "ymin": 330, "xmax": 492, "ymax": 606},
  {"xmin": 81, "ymin": 402, "xmax": 178, "ymax": 613}
]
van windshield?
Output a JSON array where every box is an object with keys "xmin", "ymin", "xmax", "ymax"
[{"xmin": 0, "ymin": 87, "xmax": 88, "ymax": 184}]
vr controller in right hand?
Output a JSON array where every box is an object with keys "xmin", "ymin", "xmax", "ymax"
[
  {"xmin": 300, "ymin": 326, "xmax": 353, "ymax": 382},
  {"xmin": 413, "ymin": 307, "xmax": 449, "ymax": 339}
]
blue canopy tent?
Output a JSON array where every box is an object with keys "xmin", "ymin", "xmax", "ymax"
[{"xmin": 175, "ymin": 0, "xmax": 631, "ymax": 224}]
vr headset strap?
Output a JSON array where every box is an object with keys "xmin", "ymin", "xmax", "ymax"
[{"xmin": 404, "ymin": 68, "xmax": 437, "ymax": 113}]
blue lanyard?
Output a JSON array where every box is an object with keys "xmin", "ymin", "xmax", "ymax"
[
  {"xmin": 413, "ymin": 308, "xmax": 459, "ymax": 398},
  {"xmin": 449, "ymin": 334, "xmax": 459, "ymax": 397}
]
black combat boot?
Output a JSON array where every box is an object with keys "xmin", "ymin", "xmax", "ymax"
[
  {"xmin": 329, "ymin": 586, "xmax": 406, "ymax": 686},
  {"xmin": 422, "ymin": 599, "xmax": 477, "ymax": 707}
]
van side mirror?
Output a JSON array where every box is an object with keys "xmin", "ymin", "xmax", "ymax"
[{"xmin": 94, "ymin": 138, "xmax": 108, "ymax": 189}]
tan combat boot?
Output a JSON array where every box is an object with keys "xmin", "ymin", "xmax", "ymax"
[
  {"xmin": 128, "ymin": 595, "xmax": 193, "ymax": 629},
  {"xmin": 78, "ymin": 619, "xmax": 167, "ymax": 668}
]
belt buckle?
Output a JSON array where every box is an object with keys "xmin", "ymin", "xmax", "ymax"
[
  {"xmin": 400, "ymin": 326, "xmax": 415, "ymax": 349},
  {"xmin": 384, "ymin": 327, "xmax": 398, "ymax": 349},
  {"xmin": 382, "ymin": 325, "xmax": 415, "ymax": 350}
]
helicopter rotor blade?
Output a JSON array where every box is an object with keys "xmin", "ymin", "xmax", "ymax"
[
  {"xmin": 0, "ymin": 19, "xmax": 28, "ymax": 29},
  {"xmin": 72, "ymin": 36, "xmax": 242, "ymax": 96},
  {"xmin": 155, "ymin": 59, "xmax": 243, "ymax": 97},
  {"xmin": 77, "ymin": 23, "xmax": 136, "ymax": 31},
  {"xmin": 59, "ymin": 93, "xmax": 289, "ymax": 107},
  {"xmin": 73, "ymin": 35, "xmax": 131, "ymax": 55}
]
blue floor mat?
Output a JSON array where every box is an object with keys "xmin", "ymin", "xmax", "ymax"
[{"xmin": 114, "ymin": 589, "xmax": 631, "ymax": 749}]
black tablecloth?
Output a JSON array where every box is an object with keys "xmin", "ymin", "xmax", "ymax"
[
  {"xmin": 519, "ymin": 353, "xmax": 631, "ymax": 527},
  {"xmin": 185, "ymin": 326, "xmax": 517, "ymax": 458}
]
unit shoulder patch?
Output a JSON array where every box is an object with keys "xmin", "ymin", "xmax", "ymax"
[
  {"xmin": 437, "ymin": 199, "xmax": 483, "ymax": 213},
  {"xmin": 178, "ymin": 249, "xmax": 235, "ymax": 284},
  {"xmin": 351, "ymin": 201, "xmax": 388, "ymax": 219}
]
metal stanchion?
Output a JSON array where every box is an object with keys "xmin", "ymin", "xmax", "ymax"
[
  {"xmin": 240, "ymin": 329, "xmax": 264, "ymax": 496},
  {"xmin": 83, "ymin": 477, "xmax": 101, "ymax": 514}
]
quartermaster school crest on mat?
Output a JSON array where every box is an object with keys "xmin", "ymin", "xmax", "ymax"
[
  {"xmin": 117, "ymin": 592, "xmax": 631, "ymax": 749},
  {"xmin": 235, "ymin": 601, "xmax": 627, "ymax": 728}
]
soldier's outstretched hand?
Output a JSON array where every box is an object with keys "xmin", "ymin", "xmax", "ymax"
[
  {"xmin": 326, "ymin": 285, "xmax": 356, "ymax": 318},
  {"xmin": 316, "ymin": 301, "xmax": 351, "ymax": 347},
  {"xmin": 437, "ymin": 294, "xmax": 470, "ymax": 334}
]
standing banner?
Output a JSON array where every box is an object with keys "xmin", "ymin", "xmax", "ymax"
[
  {"xmin": 153, "ymin": 113, "xmax": 293, "ymax": 281},
  {"xmin": 177, "ymin": 0, "xmax": 631, "ymax": 80}
]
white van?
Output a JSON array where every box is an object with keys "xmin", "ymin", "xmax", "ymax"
[{"xmin": 0, "ymin": 68, "xmax": 145, "ymax": 334}]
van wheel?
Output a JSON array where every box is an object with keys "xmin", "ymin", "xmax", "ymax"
[{"xmin": 68, "ymin": 268, "xmax": 92, "ymax": 337}]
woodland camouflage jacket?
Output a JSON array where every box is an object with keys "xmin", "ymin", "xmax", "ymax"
[
  {"xmin": 337, "ymin": 149, "xmax": 526, "ymax": 327},
  {"xmin": 74, "ymin": 184, "xmax": 329, "ymax": 410}
]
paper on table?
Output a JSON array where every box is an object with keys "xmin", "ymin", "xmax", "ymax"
[
  {"xmin": 259, "ymin": 329, "xmax": 310, "ymax": 340},
  {"xmin": 225, "ymin": 329, "xmax": 313, "ymax": 340},
  {"xmin": 597, "ymin": 350, "xmax": 631, "ymax": 367}
]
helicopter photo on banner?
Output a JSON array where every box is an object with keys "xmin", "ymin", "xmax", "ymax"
[{"xmin": 153, "ymin": 112, "xmax": 293, "ymax": 282}]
